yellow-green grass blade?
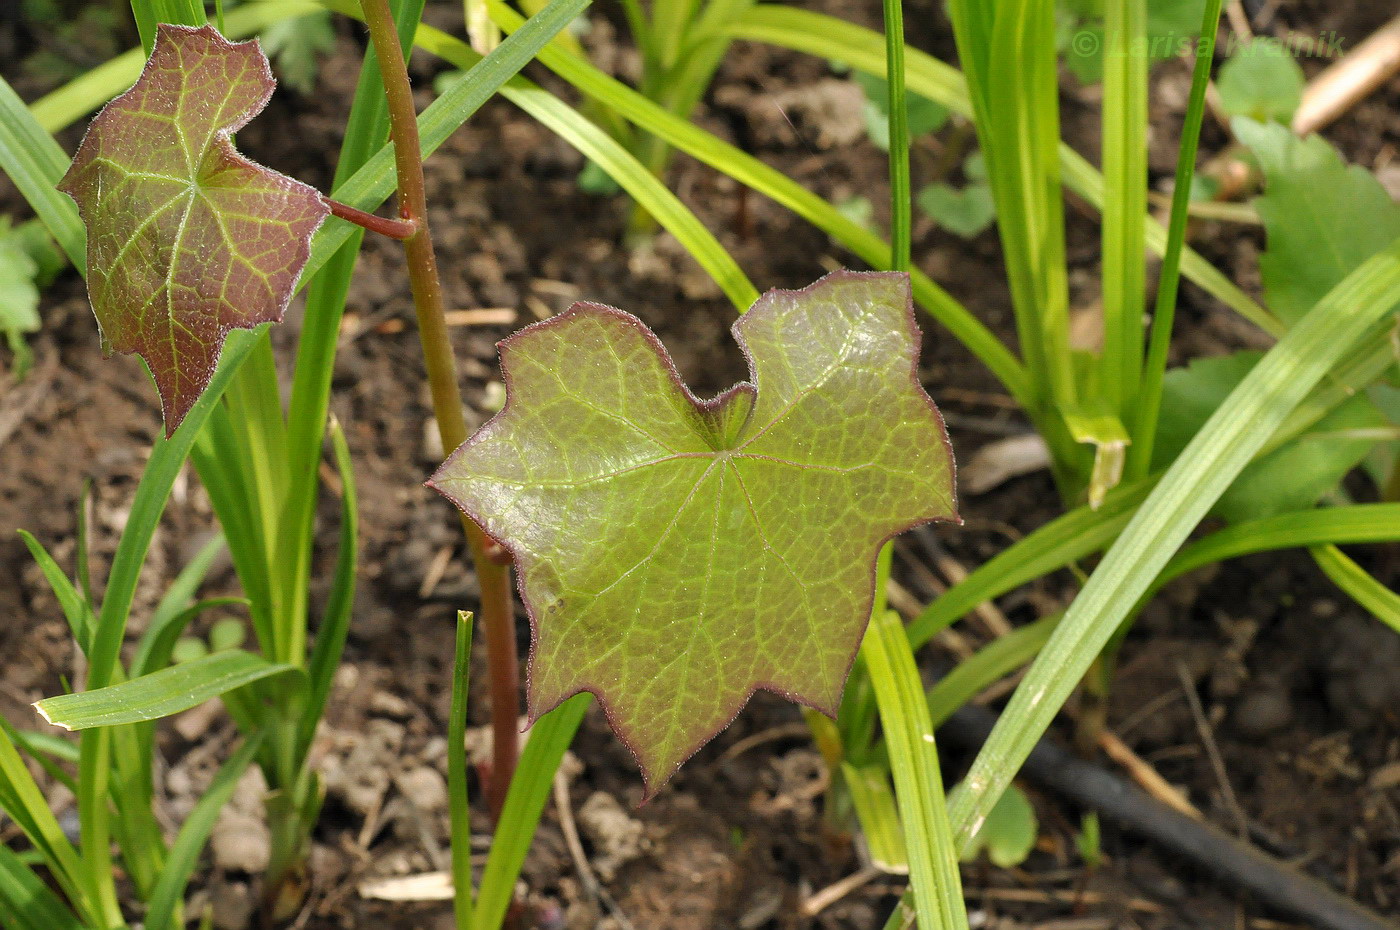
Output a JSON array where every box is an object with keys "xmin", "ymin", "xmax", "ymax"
[
  {"xmin": 862, "ymin": 610, "xmax": 968, "ymax": 928},
  {"xmin": 37, "ymin": 650, "xmax": 299, "ymax": 731},
  {"xmin": 142, "ymin": 735, "xmax": 263, "ymax": 930},
  {"xmin": 483, "ymin": 0, "xmax": 1031, "ymax": 404},
  {"xmin": 947, "ymin": 239, "xmax": 1400, "ymax": 849},
  {"xmin": 1313, "ymin": 544, "xmax": 1400, "ymax": 634},
  {"xmin": 727, "ymin": 5, "xmax": 1279, "ymax": 337},
  {"xmin": 311, "ymin": 1, "xmax": 757, "ymax": 312},
  {"xmin": 474, "ymin": 695, "xmax": 590, "ymax": 928},
  {"xmin": 30, "ymin": 3, "xmax": 323, "ymax": 133}
]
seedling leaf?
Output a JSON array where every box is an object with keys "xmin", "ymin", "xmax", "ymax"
[
  {"xmin": 1216, "ymin": 43, "xmax": 1304, "ymax": 124},
  {"xmin": 57, "ymin": 24, "xmax": 328, "ymax": 432},
  {"xmin": 1152, "ymin": 351, "xmax": 1383, "ymax": 522},
  {"xmin": 431, "ymin": 272, "xmax": 957, "ymax": 792},
  {"xmin": 1233, "ymin": 118, "xmax": 1400, "ymax": 326}
]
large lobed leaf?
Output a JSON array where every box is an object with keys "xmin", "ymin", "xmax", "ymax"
[
  {"xmin": 431, "ymin": 272, "xmax": 957, "ymax": 792},
  {"xmin": 58, "ymin": 24, "xmax": 328, "ymax": 431}
]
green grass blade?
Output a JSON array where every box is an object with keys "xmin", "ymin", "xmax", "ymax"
[
  {"xmin": 0, "ymin": 843, "xmax": 82, "ymax": 930},
  {"xmin": 37, "ymin": 650, "xmax": 299, "ymax": 731},
  {"xmin": 1312, "ymin": 545, "xmax": 1400, "ymax": 634},
  {"xmin": 88, "ymin": 329, "xmax": 265, "ymax": 692},
  {"xmin": 907, "ymin": 480, "xmax": 1149, "ymax": 648},
  {"xmin": 17, "ymin": 531, "xmax": 92, "ymax": 654},
  {"xmin": 129, "ymin": 0, "xmax": 206, "ymax": 51},
  {"xmin": 30, "ymin": 3, "xmax": 323, "ymax": 133},
  {"xmin": 298, "ymin": 419, "xmax": 359, "ymax": 758},
  {"xmin": 947, "ymin": 239, "xmax": 1400, "ymax": 850},
  {"xmin": 950, "ymin": 0, "xmax": 1074, "ymax": 416},
  {"xmin": 862, "ymin": 610, "xmax": 968, "ymax": 928},
  {"xmin": 142, "ymin": 735, "xmax": 264, "ymax": 930},
  {"xmin": 1155, "ymin": 504, "xmax": 1400, "ymax": 592},
  {"xmin": 474, "ymin": 694, "xmax": 590, "ymax": 928},
  {"xmin": 881, "ymin": 0, "xmax": 910, "ymax": 273},
  {"xmin": 924, "ymin": 614, "xmax": 1059, "ymax": 728},
  {"xmin": 727, "ymin": 5, "xmax": 1279, "ymax": 337},
  {"xmin": 0, "ymin": 724, "xmax": 91, "ymax": 923},
  {"xmin": 1098, "ymin": 0, "xmax": 1148, "ymax": 416},
  {"xmin": 448, "ymin": 611, "xmax": 474, "ymax": 929},
  {"xmin": 0, "ymin": 77, "xmax": 85, "ymax": 271},
  {"xmin": 1131, "ymin": 0, "xmax": 1227, "ymax": 476},
  {"xmin": 483, "ymin": 3, "xmax": 1030, "ymax": 403},
  {"xmin": 190, "ymin": 407, "xmax": 277, "ymax": 653},
  {"xmin": 281, "ymin": 0, "xmax": 425, "ymax": 690},
  {"xmin": 381, "ymin": 16, "xmax": 759, "ymax": 312},
  {"xmin": 842, "ymin": 763, "xmax": 908, "ymax": 873}
]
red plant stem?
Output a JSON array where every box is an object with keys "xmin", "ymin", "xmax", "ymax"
[
  {"xmin": 359, "ymin": 0, "xmax": 519, "ymax": 821},
  {"xmin": 325, "ymin": 197, "xmax": 418, "ymax": 240}
]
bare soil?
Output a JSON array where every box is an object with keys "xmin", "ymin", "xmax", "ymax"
[{"xmin": 3, "ymin": 1, "xmax": 1399, "ymax": 928}]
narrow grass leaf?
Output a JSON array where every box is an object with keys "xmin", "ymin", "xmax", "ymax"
[
  {"xmin": 1156, "ymin": 505, "xmax": 1400, "ymax": 593},
  {"xmin": 862, "ymin": 610, "xmax": 968, "ymax": 928},
  {"xmin": 0, "ymin": 722, "xmax": 91, "ymax": 923},
  {"xmin": 1099, "ymin": 0, "xmax": 1148, "ymax": 415},
  {"xmin": 299, "ymin": 419, "xmax": 360, "ymax": 757},
  {"xmin": 17, "ymin": 531, "xmax": 92, "ymax": 653},
  {"xmin": 142, "ymin": 736, "xmax": 264, "ymax": 930},
  {"xmin": 482, "ymin": 2, "xmax": 1031, "ymax": 404},
  {"xmin": 37, "ymin": 650, "xmax": 298, "ymax": 731},
  {"xmin": 474, "ymin": 694, "xmax": 590, "ymax": 929},
  {"xmin": 129, "ymin": 0, "xmax": 205, "ymax": 51},
  {"xmin": 0, "ymin": 77, "xmax": 86, "ymax": 271},
  {"xmin": 907, "ymin": 481, "xmax": 1149, "ymax": 648},
  {"xmin": 0, "ymin": 843, "xmax": 82, "ymax": 930},
  {"xmin": 1131, "ymin": 0, "xmax": 1227, "ymax": 475},
  {"xmin": 947, "ymin": 240, "xmax": 1400, "ymax": 849},
  {"xmin": 448, "ymin": 611, "xmax": 474, "ymax": 929},
  {"xmin": 1312, "ymin": 545, "xmax": 1400, "ymax": 635},
  {"xmin": 924, "ymin": 614, "xmax": 1059, "ymax": 729},
  {"xmin": 843, "ymin": 763, "xmax": 908, "ymax": 873},
  {"xmin": 727, "ymin": 5, "xmax": 1278, "ymax": 336}
]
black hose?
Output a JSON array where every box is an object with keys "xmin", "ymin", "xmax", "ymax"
[{"xmin": 941, "ymin": 704, "xmax": 1397, "ymax": 930}]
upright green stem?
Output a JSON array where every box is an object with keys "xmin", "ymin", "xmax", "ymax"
[
  {"xmin": 882, "ymin": 0, "xmax": 911, "ymax": 272},
  {"xmin": 360, "ymin": 0, "xmax": 520, "ymax": 819},
  {"xmin": 1129, "ymin": 0, "xmax": 1226, "ymax": 477}
]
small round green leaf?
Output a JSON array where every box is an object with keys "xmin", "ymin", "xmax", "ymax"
[
  {"xmin": 430, "ymin": 272, "xmax": 958, "ymax": 793},
  {"xmin": 57, "ymin": 24, "xmax": 329, "ymax": 432}
]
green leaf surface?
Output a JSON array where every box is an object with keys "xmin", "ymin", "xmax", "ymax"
[
  {"xmin": 0, "ymin": 219, "xmax": 42, "ymax": 344},
  {"xmin": 58, "ymin": 24, "xmax": 329, "ymax": 431},
  {"xmin": 35, "ymin": 649, "xmax": 297, "ymax": 731},
  {"xmin": 259, "ymin": 10, "xmax": 338, "ymax": 94},
  {"xmin": 957, "ymin": 782, "xmax": 1036, "ymax": 868},
  {"xmin": 1216, "ymin": 42, "xmax": 1304, "ymax": 124},
  {"xmin": 853, "ymin": 70, "xmax": 948, "ymax": 150},
  {"xmin": 916, "ymin": 182, "xmax": 995, "ymax": 238},
  {"xmin": 1152, "ymin": 351, "xmax": 1382, "ymax": 522},
  {"xmin": 431, "ymin": 272, "xmax": 957, "ymax": 790},
  {"xmin": 1234, "ymin": 118, "xmax": 1400, "ymax": 326}
]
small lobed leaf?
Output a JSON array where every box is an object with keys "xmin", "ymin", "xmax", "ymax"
[
  {"xmin": 58, "ymin": 23, "xmax": 329, "ymax": 432},
  {"xmin": 430, "ymin": 272, "xmax": 958, "ymax": 793},
  {"xmin": 1233, "ymin": 118, "xmax": 1400, "ymax": 326}
]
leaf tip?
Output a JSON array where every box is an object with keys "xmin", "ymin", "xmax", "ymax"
[{"xmin": 32, "ymin": 700, "xmax": 67, "ymax": 730}]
